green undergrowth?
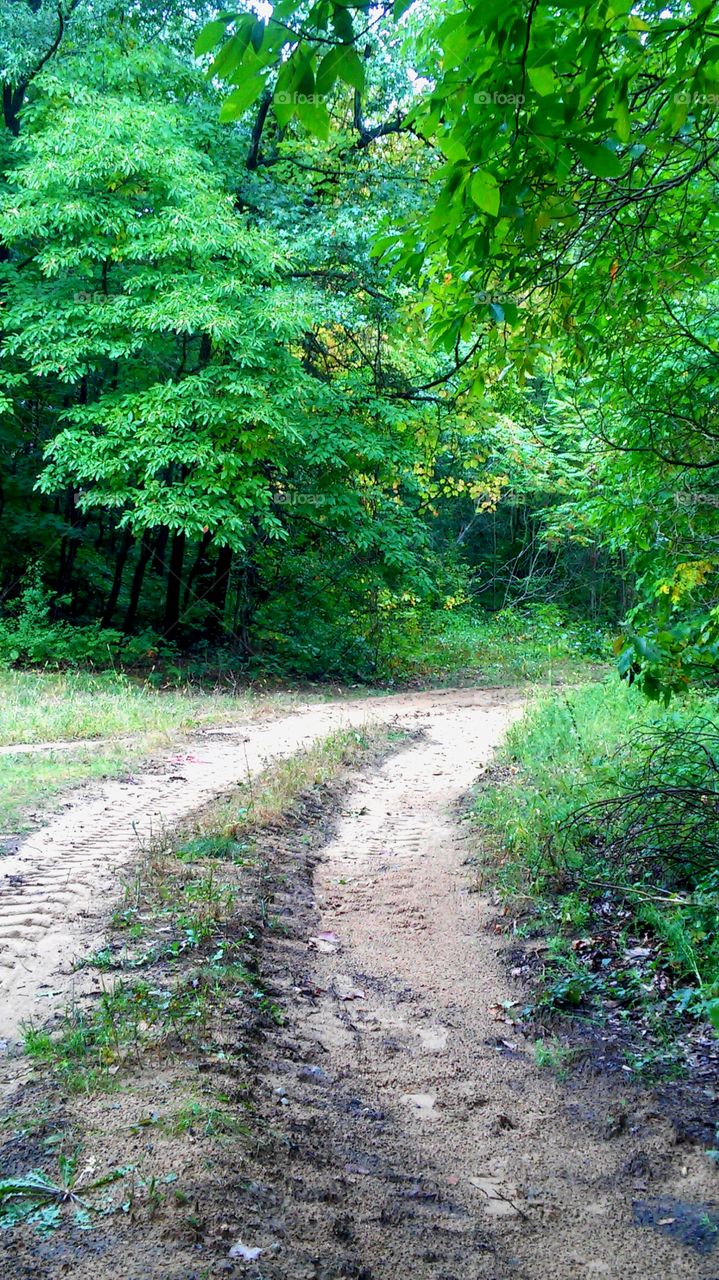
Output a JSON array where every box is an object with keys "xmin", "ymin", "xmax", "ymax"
[
  {"xmin": 23, "ymin": 724, "xmax": 397, "ymax": 1094},
  {"xmin": 376, "ymin": 603, "xmax": 608, "ymax": 685},
  {"xmin": 472, "ymin": 679, "xmax": 719, "ymax": 1067},
  {"xmin": 0, "ymin": 600, "xmax": 607, "ymax": 696}
]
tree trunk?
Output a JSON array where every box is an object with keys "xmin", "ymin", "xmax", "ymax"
[
  {"xmin": 55, "ymin": 487, "xmax": 81, "ymax": 610},
  {"xmin": 162, "ymin": 531, "xmax": 186, "ymax": 640},
  {"xmin": 182, "ymin": 530, "xmax": 212, "ymax": 611},
  {"xmin": 123, "ymin": 533, "xmax": 154, "ymax": 633},
  {"xmin": 102, "ymin": 528, "xmax": 133, "ymax": 627},
  {"xmin": 206, "ymin": 545, "xmax": 233, "ymax": 638},
  {"xmin": 152, "ymin": 526, "xmax": 169, "ymax": 576}
]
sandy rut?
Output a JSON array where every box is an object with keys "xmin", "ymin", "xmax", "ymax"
[
  {"xmin": 0, "ymin": 691, "xmax": 420, "ymax": 1041},
  {"xmin": 1, "ymin": 686, "xmax": 717, "ymax": 1279}
]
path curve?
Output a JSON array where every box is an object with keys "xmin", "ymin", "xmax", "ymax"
[
  {"xmin": 0, "ymin": 686, "xmax": 520, "ymax": 1044},
  {"xmin": 249, "ymin": 689, "xmax": 715, "ymax": 1279}
]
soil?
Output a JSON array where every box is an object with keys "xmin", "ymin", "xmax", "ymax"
[
  {"xmin": 0, "ymin": 689, "xmax": 448, "ymax": 1042},
  {"xmin": 1, "ymin": 685, "xmax": 717, "ymax": 1279}
]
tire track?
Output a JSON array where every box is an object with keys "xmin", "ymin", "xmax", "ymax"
[{"xmin": 0, "ymin": 687, "xmax": 513, "ymax": 1044}]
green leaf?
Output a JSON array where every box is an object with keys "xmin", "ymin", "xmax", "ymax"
[
  {"xmin": 707, "ymin": 998, "xmax": 719, "ymax": 1033},
  {"xmin": 209, "ymin": 23, "xmax": 253, "ymax": 80},
  {"xmin": 316, "ymin": 46, "xmax": 344, "ymax": 95},
  {"xmin": 572, "ymin": 141, "xmax": 626, "ymax": 178},
  {"xmin": 218, "ymin": 76, "xmax": 267, "ymax": 122},
  {"xmin": 337, "ymin": 47, "xmax": 365, "ymax": 92},
  {"xmin": 568, "ymin": 140, "xmax": 624, "ymax": 177},
  {"xmin": 296, "ymin": 99, "xmax": 330, "ymax": 140},
  {"xmin": 613, "ymin": 100, "xmax": 631, "ymax": 143},
  {"xmin": 194, "ymin": 19, "xmax": 230, "ymax": 58},
  {"xmin": 527, "ymin": 65, "xmax": 557, "ymax": 96},
  {"xmin": 470, "ymin": 169, "xmax": 500, "ymax": 217},
  {"xmin": 331, "ymin": 6, "xmax": 354, "ymax": 42},
  {"xmin": 250, "ymin": 19, "xmax": 265, "ymax": 53}
]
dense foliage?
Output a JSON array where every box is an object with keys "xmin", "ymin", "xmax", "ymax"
[
  {"xmin": 0, "ymin": 0, "xmax": 716, "ymax": 692},
  {"xmin": 0, "ymin": 0, "xmax": 626, "ymax": 680},
  {"xmin": 201, "ymin": 0, "xmax": 719, "ymax": 694}
]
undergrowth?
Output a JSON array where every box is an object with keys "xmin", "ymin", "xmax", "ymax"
[
  {"xmin": 472, "ymin": 680, "xmax": 719, "ymax": 1066},
  {"xmin": 374, "ymin": 602, "xmax": 607, "ymax": 685}
]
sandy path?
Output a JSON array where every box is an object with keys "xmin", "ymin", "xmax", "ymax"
[
  {"xmin": 0, "ymin": 687, "xmax": 503, "ymax": 1044},
  {"xmin": 2, "ymin": 685, "xmax": 716, "ymax": 1278},
  {"xmin": 250, "ymin": 689, "xmax": 717, "ymax": 1279}
]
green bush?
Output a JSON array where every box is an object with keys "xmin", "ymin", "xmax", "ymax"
[{"xmin": 0, "ymin": 566, "xmax": 173, "ymax": 671}]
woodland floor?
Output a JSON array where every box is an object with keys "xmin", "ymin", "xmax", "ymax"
[{"xmin": 1, "ymin": 686, "xmax": 717, "ymax": 1278}]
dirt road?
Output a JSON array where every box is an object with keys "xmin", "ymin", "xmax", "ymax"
[
  {"xmin": 0, "ymin": 687, "xmax": 516, "ymax": 1041},
  {"xmin": 255, "ymin": 688, "xmax": 716, "ymax": 1278},
  {"xmin": 1, "ymin": 685, "xmax": 716, "ymax": 1277}
]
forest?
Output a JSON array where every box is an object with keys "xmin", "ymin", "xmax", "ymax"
[
  {"xmin": 0, "ymin": 1, "xmax": 718, "ymax": 1274},
  {"xmin": 5, "ymin": 0, "xmax": 714, "ymax": 686}
]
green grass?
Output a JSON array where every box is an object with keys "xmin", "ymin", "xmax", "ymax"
[
  {"xmin": 23, "ymin": 975, "xmax": 219, "ymax": 1093},
  {"xmin": 533, "ymin": 1036, "xmax": 578, "ymax": 1080},
  {"xmin": 0, "ymin": 669, "xmax": 294, "ymax": 746},
  {"xmin": 472, "ymin": 679, "xmax": 719, "ymax": 1049},
  {"xmin": 379, "ymin": 603, "xmax": 608, "ymax": 685},
  {"xmin": 165, "ymin": 1099, "xmax": 249, "ymax": 1138},
  {"xmin": 473, "ymin": 679, "xmax": 716, "ymax": 883},
  {"xmin": 0, "ymin": 742, "xmax": 155, "ymax": 833},
  {"xmin": 0, "ymin": 669, "xmax": 300, "ymax": 833}
]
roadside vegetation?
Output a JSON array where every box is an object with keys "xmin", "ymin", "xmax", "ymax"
[
  {"xmin": 0, "ymin": 668, "xmax": 300, "ymax": 833},
  {"xmin": 0, "ymin": 669, "xmax": 293, "ymax": 747},
  {"xmin": 472, "ymin": 682, "xmax": 719, "ymax": 1075}
]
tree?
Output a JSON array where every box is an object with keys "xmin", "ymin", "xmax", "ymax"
[{"xmin": 0, "ymin": 16, "xmax": 473, "ymax": 665}]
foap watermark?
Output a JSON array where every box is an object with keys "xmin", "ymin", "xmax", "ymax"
[
  {"xmin": 273, "ymin": 492, "xmax": 329, "ymax": 507},
  {"xmin": 476, "ymin": 289, "xmax": 518, "ymax": 306},
  {"xmin": 275, "ymin": 91, "xmax": 323, "ymax": 106},
  {"xmin": 674, "ymin": 91, "xmax": 719, "ymax": 105},
  {"xmin": 73, "ymin": 291, "xmax": 105, "ymax": 304},
  {"xmin": 674, "ymin": 492, "xmax": 719, "ymax": 509},
  {"xmin": 474, "ymin": 90, "xmax": 525, "ymax": 106}
]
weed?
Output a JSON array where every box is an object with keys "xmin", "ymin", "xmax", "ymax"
[
  {"xmin": 167, "ymin": 1100, "xmax": 249, "ymax": 1138},
  {"xmin": 533, "ymin": 1037, "xmax": 577, "ymax": 1079},
  {"xmin": 175, "ymin": 834, "xmax": 251, "ymax": 864},
  {"xmin": 0, "ymin": 1151, "xmax": 130, "ymax": 1235},
  {"xmin": 473, "ymin": 680, "xmax": 719, "ymax": 1047}
]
